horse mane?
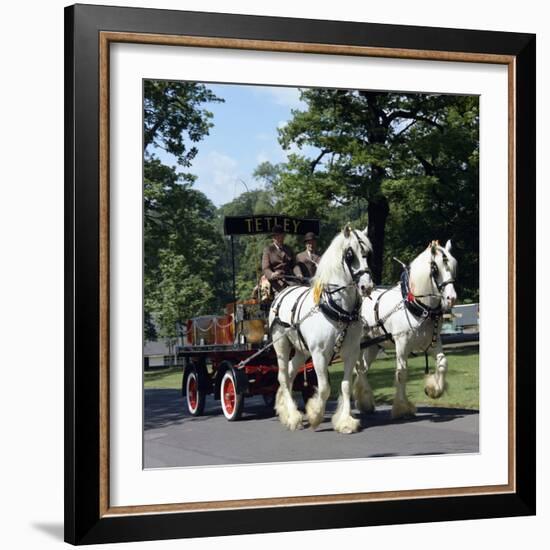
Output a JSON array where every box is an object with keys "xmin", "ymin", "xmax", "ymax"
[
  {"xmin": 313, "ymin": 233, "xmax": 347, "ymax": 287},
  {"xmin": 409, "ymin": 247, "xmax": 433, "ymax": 281}
]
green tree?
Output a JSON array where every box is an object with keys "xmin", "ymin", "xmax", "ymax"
[
  {"xmin": 382, "ymin": 95, "xmax": 479, "ymax": 299},
  {"xmin": 144, "ymin": 80, "xmax": 222, "ymax": 164},
  {"xmin": 278, "ymin": 91, "xmax": 452, "ymax": 280},
  {"xmin": 143, "ymin": 81, "xmax": 227, "ymax": 339},
  {"xmin": 275, "ymin": 89, "xmax": 478, "ymax": 294}
]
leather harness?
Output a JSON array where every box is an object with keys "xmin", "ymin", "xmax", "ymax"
[
  {"xmin": 361, "ymin": 266, "xmax": 445, "ymax": 351},
  {"xmin": 271, "ymin": 283, "xmax": 361, "ymax": 355},
  {"xmin": 270, "ymin": 232, "xmax": 368, "ymax": 355}
]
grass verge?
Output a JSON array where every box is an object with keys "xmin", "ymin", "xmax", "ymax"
[{"xmin": 144, "ymin": 346, "xmax": 479, "ymax": 410}]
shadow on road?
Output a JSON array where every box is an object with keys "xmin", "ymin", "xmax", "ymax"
[
  {"xmin": 357, "ymin": 405, "xmax": 478, "ymax": 427},
  {"xmin": 145, "ymin": 389, "xmax": 280, "ymax": 430},
  {"xmin": 145, "ymin": 389, "xmax": 478, "ymax": 431}
]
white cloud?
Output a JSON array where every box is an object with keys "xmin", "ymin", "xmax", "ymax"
[
  {"xmin": 256, "ymin": 151, "xmax": 270, "ymax": 164},
  {"xmin": 208, "ymin": 151, "xmax": 239, "ymax": 183},
  {"xmin": 192, "ymin": 151, "xmax": 245, "ymax": 206}
]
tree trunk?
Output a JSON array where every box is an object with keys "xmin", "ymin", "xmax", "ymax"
[{"xmin": 367, "ymin": 195, "xmax": 390, "ymax": 284}]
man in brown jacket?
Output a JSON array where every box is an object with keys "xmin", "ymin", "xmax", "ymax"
[
  {"xmin": 293, "ymin": 231, "xmax": 321, "ymax": 280},
  {"xmin": 261, "ymin": 224, "xmax": 295, "ymax": 293}
]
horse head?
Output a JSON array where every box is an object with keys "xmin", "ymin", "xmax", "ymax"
[
  {"xmin": 313, "ymin": 224, "xmax": 375, "ymax": 300},
  {"xmin": 427, "ymin": 239, "xmax": 458, "ymax": 310},
  {"xmin": 343, "ymin": 224, "xmax": 375, "ymax": 297}
]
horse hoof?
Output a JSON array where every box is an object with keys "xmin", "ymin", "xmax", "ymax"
[
  {"xmin": 287, "ymin": 411, "xmax": 304, "ymax": 431},
  {"xmin": 355, "ymin": 400, "xmax": 375, "ymax": 414},
  {"xmin": 340, "ymin": 423, "xmax": 360, "ymax": 434},
  {"xmin": 308, "ymin": 418, "xmax": 323, "ymax": 431},
  {"xmin": 391, "ymin": 401, "xmax": 416, "ymax": 419},
  {"xmin": 305, "ymin": 400, "xmax": 325, "ymax": 429},
  {"xmin": 333, "ymin": 416, "xmax": 361, "ymax": 434},
  {"xmin": 424, "ymin": 375, "xmax": 447, "ymax": 399}
]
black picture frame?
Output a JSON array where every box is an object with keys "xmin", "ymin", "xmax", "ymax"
[{"xmin": 65, "ymin": 3, "xmax": 536, "ymax": 545}]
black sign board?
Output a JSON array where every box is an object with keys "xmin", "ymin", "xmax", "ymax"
[{"xmin": 224, "ymin": 216, "xmax": 320, "ymax": 236}]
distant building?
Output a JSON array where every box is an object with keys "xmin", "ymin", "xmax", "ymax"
[{"xmin": 144, "ymin": 340, "xmax": 178, "ymax": 369}]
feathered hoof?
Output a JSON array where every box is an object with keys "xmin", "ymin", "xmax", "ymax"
[
  {"xmin": 424, "ymin": 374, "xmax": 448, "ymax": 399},
  {"xmin": 275, "ymin": 388, "xmax": 303, "ymax": 429},
  {"xmin": 391, "ymin": 399, "xmax": 417, "ymax": 419},
  {"xmin": 286, "ymin": 409, "xmax": 304, "ymax": 431},
  {"xmin": 332, "ymin": 414, "xmax": 361, "ymax": 434},
  {"xmin": 352, "ymin": 375, "xmax": 375, "ymax": 413},
  {"xmin": 305, "ymin": 398, "xmax": 324, "ymax": 430},
  {"xmin": 274, "ymin": 388, "xmax": 288, "ymax": 425}
]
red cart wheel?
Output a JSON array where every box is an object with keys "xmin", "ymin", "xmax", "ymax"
[
  {"xmin": 220, "ymin": 370, "xmax": 244, "ymax": 421},
  {"xmin": 186, "ymin": 368, "xmax": 206, "ymax": 416}
]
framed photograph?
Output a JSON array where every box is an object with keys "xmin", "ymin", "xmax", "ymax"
[{"xmin": 65, "ymin": 4, "xmax": 535, "ymax": 545}]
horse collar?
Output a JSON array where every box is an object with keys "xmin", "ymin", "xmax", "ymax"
[
  {"xmin": 319, "ymin": 288, "xmax": 360, "ymax": 324},
  {"xmin": 400, "ymin": 267, "xmax": 442, "ymax": 320}
]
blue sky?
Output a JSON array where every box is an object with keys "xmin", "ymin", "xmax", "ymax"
[{"xmin": 155, "ymin": 83, "xmax": 312, "ymax": 207}]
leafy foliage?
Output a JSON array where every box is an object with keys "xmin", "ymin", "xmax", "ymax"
[
  {"xmin": 143, "ymin": 81, "xmax": 229, "ymax": 339},
  {"xmin": 144, "ymin": 80, "xmax": 222, "ymax": 165},
  {"xmin": 272, "ymin": 89, "xmax": 478, "ymax": 297}
]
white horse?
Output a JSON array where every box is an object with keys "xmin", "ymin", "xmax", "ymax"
[
  {"xmin": 355, "ymin": 240, "xmax": 458, "ymax": 419},
  {"xmin": 269, "ymin": 225, "xmax": 374, "ymax": 434}
]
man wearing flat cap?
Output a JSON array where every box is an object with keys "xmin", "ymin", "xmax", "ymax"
[
  {"xmin": 261, "ymin": 224, "xmax": 295, "ymax": 293},
  {"xmin": 294, "ymin": 232, "xmax": 321, "ymax": 281}
]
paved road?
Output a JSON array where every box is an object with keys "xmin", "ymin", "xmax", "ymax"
[{"xmin": 144, "ymin": 389, "xmax": 479, "ymax": 468}]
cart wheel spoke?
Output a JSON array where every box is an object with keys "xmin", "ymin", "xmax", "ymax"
[
  {"xmin": 185, "ymin": 365, "xmax": 207, "ymax": 416},
  {"xmin": 220, "ymin": 370, "xmax": 244, "ymax": 421}
]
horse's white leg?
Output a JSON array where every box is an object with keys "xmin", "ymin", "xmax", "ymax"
[
  {"xmin": 353, "ymin": 345, "xmax": 377, "ymax": 413},
  {"xmin": 332, "ymin": 344, "xmax": 361, "ymax": 434},
  {"xmin": 391, "ymin": 340, "xmax": 417, "ymax": 419},
  {"xmin": 424, "ymin": 337, "xmax": 448, "ymax": 399},
  {"xmin": 274, "ymin": 336, "xmax": 303, "ymax": 430},
  {"xmin": 305, "ymin": 350, "xmax": 330, "ymax": 430},
  {"xmin": 288, "ymin": 350, "xmax": 307, "ymax": 392}
]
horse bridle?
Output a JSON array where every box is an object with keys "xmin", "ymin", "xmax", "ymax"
[
  {"xmin": 411, "ymin": 248, "xmax": 455, "ymax": 305},
  {"xmin": 428, "ymin": 249, "xmax": 456, "ymax": 296},
  {"xmin": 343, "ymin": 230, "xmax": 372, "ymax": 283}
]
